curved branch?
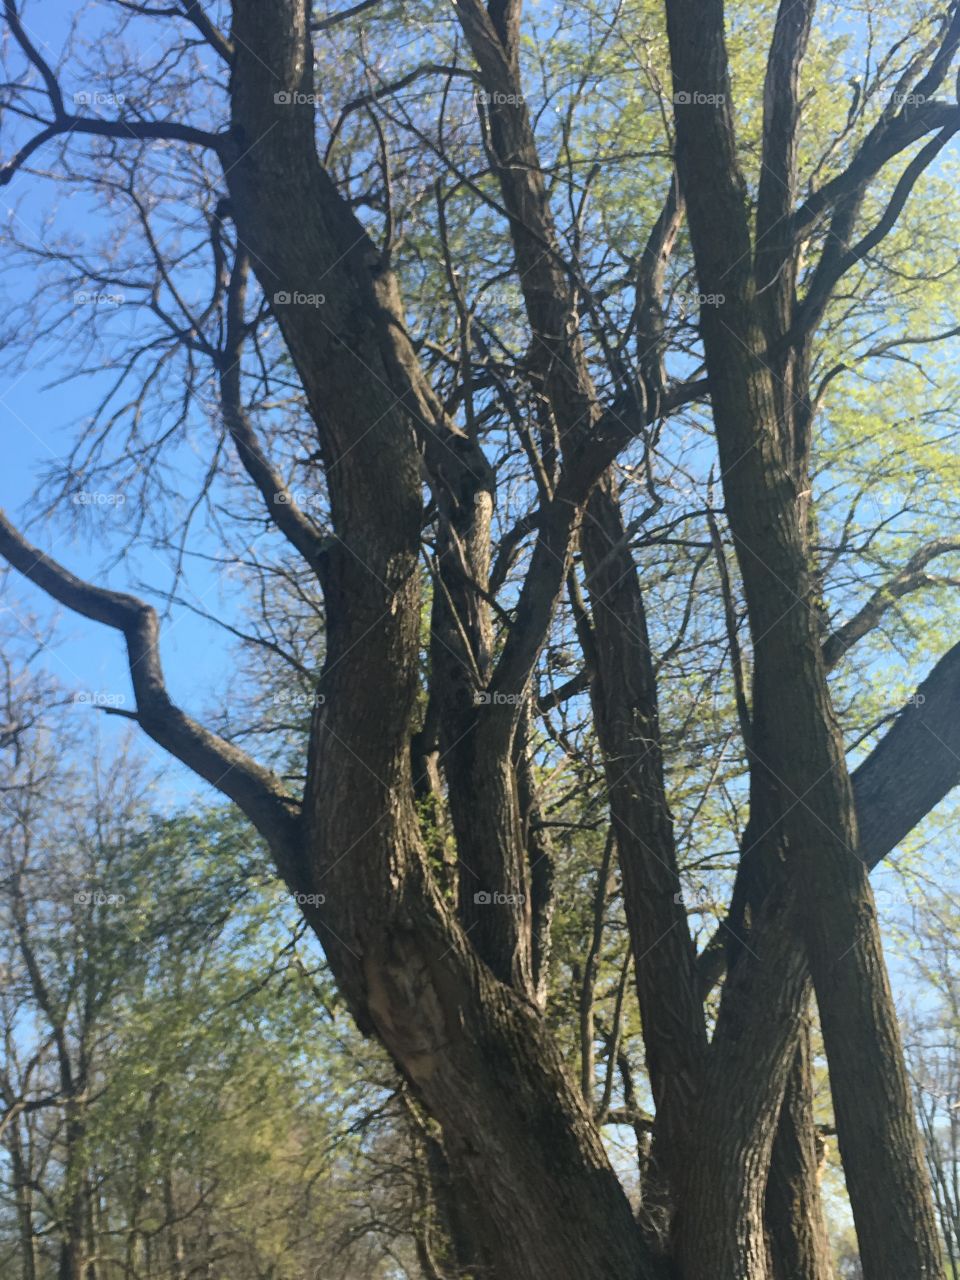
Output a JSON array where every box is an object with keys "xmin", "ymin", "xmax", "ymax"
[
  {"xmin": 823, "ymin": 539, "xmax": 960, "ymax": 669},
  {"xmin": 792, "ymin": 102, "xmax": 960, "ymax": 239},
  {"xmin": 0, "ymin": 512, "xmax": 301, "ymax": 855},
  {"xmin": 218, "ymin": 249, "xmax": 329, "ymax": 571},
  {"xmin": 4, "ymin": 0, "xmax": 65, "ymax": 117},
  {"xmin": 792, "ymin": 117, "xmax": 960, "ymax": 344},
  {"xmin": 0, "ymin": 115, "xmax": 224, "ymax": 187}
]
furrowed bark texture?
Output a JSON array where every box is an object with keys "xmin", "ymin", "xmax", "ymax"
[
  {"xmin": 765, "ymin": 1018, "xmax": 834, "ymax": 1280},
  {"xmin": 665, "ymin": 2, "xmax": 944, "ymax": 1276},
  {"xmin": 452, "ymin": 1, "xmax": 708, "ymax": 1215},
  {"xmin": 222, "ymin": 4, "xmax": 663, "ymax": 1278}
]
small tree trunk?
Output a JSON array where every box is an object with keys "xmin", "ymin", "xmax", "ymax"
[
  {"xmin": 675, "ymin": 910, "xmax": 808, "ymax": 1280},
  {"xmin": 580, "ymin": 472, "xmax": 708, "ymax": 1199},
  {"xmin": 163, "ymin": 1177, "xmax": 188, "ymax": 1280},
  {"xmin": 8, "ymin": 1116, "xmax": 39, "ymax": 1280},
  {"xmin": 766, "ymin": 1018, "xmax": 834, "ymax": 1280}
]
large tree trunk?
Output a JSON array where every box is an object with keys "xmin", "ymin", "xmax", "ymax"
[
  {"xmin": 580, "ymin": 474, "xmax": 707, "ymax": 1201},
  {"xmin": 450, "ymin": 0, "xmax": 709, "ymax": 1221},
  {"xmin": 4, "ymin": 4, "xmax": 958, "ymax": 1278},
  {"xmin": 665, "ymin": 3, "xmax": 945, "ymax": 1274},
  {"xmin": 224, "ymin": 5, "xmax": 665, "ymax": 1278},
  {"xmin": 675, "ymin": 907, "xmax": 809, "ymax": 1278}
]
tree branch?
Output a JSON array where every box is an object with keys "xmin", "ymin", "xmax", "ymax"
[
  {"xmin": 0, "ymin": 115, "xmax": 224, "ymax": 187},
  {"xmin": 822, "ymin": 539, "xmax": 960, "ymax": 669},
  {"xmin": 218, "ymin": 248, "xmax": 329, "ymax": 571},
  {"xmin": 0, "ymin": 512, "xmax": 301, "ymax": 854},
  {"xmin": 699, "ymin": 636, "xmax": 960, "ymax": 991},
  {"xmin": 852, "ymin": 638, "xmax": 960, "ymax": 868}
]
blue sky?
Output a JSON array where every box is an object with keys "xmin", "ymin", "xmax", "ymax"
[{"xmin": 0, "ymin": 0, "xmax": 236, "ymax": 802}]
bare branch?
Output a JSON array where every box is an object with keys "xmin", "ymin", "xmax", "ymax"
[
  {"xmin": 823, "ymin": 539, "xmax": 960, "ymax": 669},
  {"xmin": 218, "ymin": 248, "xmax": 329, "ymax": 571},
  {"xmin": 0, "ymin": 512, "xmax": 301, "ymax": 853},
  {"xmin": 179, "ymin": 0, "xmax": 233, "ymax": 62},
  {"xmin": 311, "ymin": 0, "xmax": 383, "ymax": 31}
]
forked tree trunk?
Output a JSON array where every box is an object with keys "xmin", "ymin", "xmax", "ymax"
[
  {"xmin": 665, "ymin": 3, "xmax": 945, "ymax": 1273},
  {"xmin": 224, "ymin": 5, "xmax": 665, "ymax": 1278},
  {"xmin": 2, "ymin": 4, "xmax": 954, "ymax": 1279}
]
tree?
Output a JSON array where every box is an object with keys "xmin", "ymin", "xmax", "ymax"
[
  {"xmin": 1, "ymin": 1, "xmax": 960, "ymax": 1276},
  {"xmin": 0, "ymin": 667, "xmax": 433, "ymax": 1280}
]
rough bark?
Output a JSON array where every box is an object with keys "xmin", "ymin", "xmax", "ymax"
[
  {"xmin": 665, "ymin": 2, "xmax": 945, "ymax": 1275},
  {"xmin": 765, "ymin": 1019, "xmax": 834, "ymax": 1280},
  {"xmin": 452, "ymin": 2, "xmax": 708, "ymax": 1214},
  {"xmin": 222, "ymin": 4, "xmax": 664, "ymax": 1277},
  {"xmin": 1, "ymin": 4, "xmax": 959, "ymax": 1278},
  {"xmin": 580, "ymin": 475, "xmax": 707, "ymax": 1197}
]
